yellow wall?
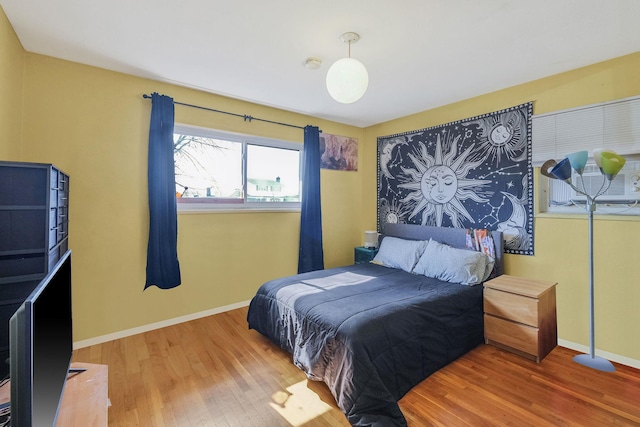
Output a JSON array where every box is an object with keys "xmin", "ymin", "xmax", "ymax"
[
  {"xmin": 0, "ymin": 6, "xmax": 23, "ymax": 160},
  {"xmin": 18, "ymin": 54, "xmax": 364, "ymax": 341},
  {"xmin": 364, "ymin": 52, "xmax": 640, "ymax": 361},
  {"xmin": 0, "ymin": 8, "xmax": 364, "ymax": 341}
]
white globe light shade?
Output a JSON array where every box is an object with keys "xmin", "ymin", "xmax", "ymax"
[{"xmin": 326, "ymin": 57, "xmax": 369, "ymax": 104}]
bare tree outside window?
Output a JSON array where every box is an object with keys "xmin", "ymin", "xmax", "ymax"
[
  {"xmin": 172, "ymin": 125, "xmax": 302, "ymax": 210},
  {"xmin": 173, "ymin": 134, "xmax": 242, "ymax": 199}
]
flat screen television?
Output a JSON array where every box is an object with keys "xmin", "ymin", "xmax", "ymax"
[{"xmin": 9, "ymin": 250, "xmax": 73, "ymax": 426}]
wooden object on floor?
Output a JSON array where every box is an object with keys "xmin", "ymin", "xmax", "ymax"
[
  {"xmin": 57, "ymin": 362, "xmax": 108, "ymax": 427},
  {"xmin": 0, "ymin": 362, "xmax": 107, "ymax": 426},
  {"xmin": 483, "ymin": 274, "xmax": 557, "ymax": 362},
  {"xmin": 72, "ymin": 306, "xmax": 640, "ymax": 427}
]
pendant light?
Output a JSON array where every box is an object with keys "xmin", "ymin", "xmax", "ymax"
[{"xmin": 326, "ymin": 32, "xmax": 369, "ymax": 104}]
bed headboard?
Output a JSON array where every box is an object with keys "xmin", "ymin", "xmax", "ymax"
[{"xmin": 383, "ymin": 223, "xmax": 504, "ymax": 276}]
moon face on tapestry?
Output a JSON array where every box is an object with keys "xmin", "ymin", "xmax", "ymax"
[{"xmin": 377, "ymin": 103, "xmax": 534, "ymax": 255}]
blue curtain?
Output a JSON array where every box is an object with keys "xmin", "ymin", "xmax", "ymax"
[
  {"xmin": 145, "ymin": 93, "xmax": 181, "ymax": 290},
  {"xmin": 298, "ymin": 125, "xmax": 324, "ymax": 273}
]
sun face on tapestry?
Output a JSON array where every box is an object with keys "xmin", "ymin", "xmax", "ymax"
[{"xmin": 377, "ymin": 103, "xmax": 534, "ymax": 255}]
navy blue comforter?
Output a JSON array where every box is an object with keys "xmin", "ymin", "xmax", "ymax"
[{"xmin": 247, "ymin": 263, "xmax": 483, "ymax": 426}]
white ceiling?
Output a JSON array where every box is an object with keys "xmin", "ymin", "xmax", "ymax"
[{"xmin": 2, "ymin": 0, "xmax": 640, "ymax": 128}]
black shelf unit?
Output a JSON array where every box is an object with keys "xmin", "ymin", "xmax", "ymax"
[{"xmin": 0, "ymin": 161, "xmax": 69, "ymax": 378}]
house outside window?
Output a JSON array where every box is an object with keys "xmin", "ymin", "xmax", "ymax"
[{"xmin": 173, "ymin": 124, "xmax": 302, "ymax": 211}]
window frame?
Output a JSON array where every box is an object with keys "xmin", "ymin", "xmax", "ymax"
[
  {"xmin": 538, "ymin": 161, "xmax": 640, "ymax": 216},
  {"xmin": 173, "ymin": 124, "xmax": 303, "ymax": 213}
]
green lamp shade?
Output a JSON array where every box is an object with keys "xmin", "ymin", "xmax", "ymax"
[
  {"xmin": 600, "ymin": 151, "xmax": 626, "ymax": 178},
  {"xmin": 550, "ymin": 158, "xmax": 572, "ymax": 181},
  {"xmin": 566, "ymin": 150, "xmax": 588, "ymax": 173}
]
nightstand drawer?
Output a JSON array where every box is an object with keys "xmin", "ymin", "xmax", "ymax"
[
  {"xmin": 484, "ymin": 287, "xmax": 538, "ymax": 327},
  {"xmin": 484, "ymin": 314, "xmax": 538, "ymax": 356}
]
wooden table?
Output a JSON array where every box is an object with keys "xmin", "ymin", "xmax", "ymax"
[{"xmin": 0, "ymin": 362, "xmax": 108, "ymax": 426}]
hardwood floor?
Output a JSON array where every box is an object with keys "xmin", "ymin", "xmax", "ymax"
[{"xmin": 73, "ymin": 307, "xmax": 640, "ymax": 426}]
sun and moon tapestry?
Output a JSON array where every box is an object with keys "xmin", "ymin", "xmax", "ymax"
[{"xmin": 377, "ymin": 102, "xmax": 534, "ymax": 255}]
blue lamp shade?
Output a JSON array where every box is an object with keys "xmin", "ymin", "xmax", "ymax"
[
  {"xmin": 600, "ymin": 151, "xmax": 626, "ymax": 179},
  {"xmin": 566, "ymin": 151, "xmax": 588, "ymax": 174},
  {"xmin": 550, "ymin": 158, "xmax": 573, "ymax": 181}
]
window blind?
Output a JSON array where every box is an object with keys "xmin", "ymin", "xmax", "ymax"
[{"xmin": 532, "ymin": 96, "xmax": 640, "ymax": 165}]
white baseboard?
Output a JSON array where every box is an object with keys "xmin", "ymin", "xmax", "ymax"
[
  {"xmin": 558, "ymin": 339, "xmax": 640, "ymax": 370},
  {"xmin": 73, "ymin": 300, "xmax": 251, "ymax": 350}
]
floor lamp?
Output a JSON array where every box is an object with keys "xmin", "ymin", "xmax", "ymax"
[{"xmin": 540, "ymin": 149, "xmax": 626, "ymax": 372}]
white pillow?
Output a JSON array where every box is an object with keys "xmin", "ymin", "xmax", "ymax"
[
  {"xmin": 371, "ymin": 236, "xmax": 428, "ymax": 273},
  {"xmin": 412, "ymin": 239, "xmax": 494, "ymax": 285}
]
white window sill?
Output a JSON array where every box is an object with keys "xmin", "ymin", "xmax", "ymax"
[
  {"xmin": 177, "ymin": 202, "xmax": 301, "ymax": 214},
  {"xmin": 535, "ymin": 211, "xmax": 640, "ymax": 221}
]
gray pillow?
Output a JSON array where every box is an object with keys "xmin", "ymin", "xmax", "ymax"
[
  {"xmin": 412, "ymin": 239, "xmax": 494, "ymax": 285},
  {"xmin": 371, "ymin": 236, "xmax": 428, "ymax": 273}
]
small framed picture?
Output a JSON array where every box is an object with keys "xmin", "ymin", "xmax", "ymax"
[{"xmin": 319, "ymin": 133, "xmax": 358, "ymax": 171}]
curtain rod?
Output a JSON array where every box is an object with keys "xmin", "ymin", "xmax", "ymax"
[{"xmin": 142, "ymin": 93, "xmax": 306, "ymax": 130}]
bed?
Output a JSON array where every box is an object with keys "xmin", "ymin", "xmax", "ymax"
[{"xmin": 247, "ymin": 224, "xmax": 504, "ymax": 426}]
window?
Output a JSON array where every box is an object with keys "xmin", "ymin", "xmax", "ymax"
[
  {"xmin": 532, "ymin": 97, "xmax": 640, "ymax": 216},
  {"xmin": 539, "ymin": 160, "xmax": 640, "ymax": 216},
  {"xmin": 173, "ymin": 124, "xmax": 302, "ymax": 211}
]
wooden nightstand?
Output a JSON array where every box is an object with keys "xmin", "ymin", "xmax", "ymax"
[
  {"xmin": 483, "ymin": 275, "xmax": 557, "ymax": 363},
  {"xmin": 354, "ymin": 246, "xmax": 378, "ymax": 264}
]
